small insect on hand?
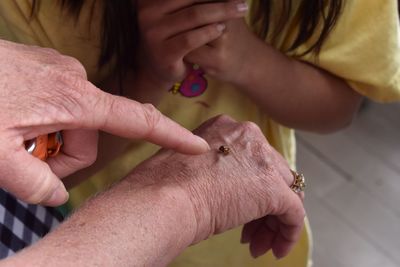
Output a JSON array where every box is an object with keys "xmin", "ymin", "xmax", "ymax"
[{"xmin": 219, "ymin": 145, "xmax": 230, "ymax": 155}]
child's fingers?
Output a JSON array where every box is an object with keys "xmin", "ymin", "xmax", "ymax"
[
  {"xmin": 167, "ymin": 24, "xmax": 225, "ymax": 60},
  {"xmin": 241, "ymin": 218, "xmax": 264, "ymax": 244},
  {"xmin": 162, "ymin": 1, "xmax": 247, "ymax": 38},
  {"xmin": 248, "ymin": 217, "xmax": 276, "ymax": 258},
  {"xmin": 271, "ymin": 222, "xmax": 304, "ymax": 259},
  {"xmin": 185, "ymin": 46, "xmax": 216, "ymax": 72}
]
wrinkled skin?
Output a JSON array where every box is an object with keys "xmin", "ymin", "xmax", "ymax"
[
  {"xmin": 2, "ymin": 116, "xmax": 306, "ymax": 266},
  {"xmin": 131, "ymin": 115, "xmax": 306, "ymax": 259},
  {"xmin": 0, "ymin": 39, "xmax": 209, "ymax": 207}
]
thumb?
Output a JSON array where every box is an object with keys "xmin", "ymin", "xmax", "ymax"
[
  {"xmin": 79, "ymin": 85, "xmax": 210, "ymax": 154},
  {"xmin": 0, "ymin": 148, "xmax": 69, "ymax": 207}
]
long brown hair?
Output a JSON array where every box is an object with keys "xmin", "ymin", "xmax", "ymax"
[
  {"xmin": 251, "ymin": 0, "xmax": 343, "ymax": 56},
  {"xmin": 32, "ymin": 0, "xmax": 139, "ymax": 78},
  {"xmin": 32, "ymin": 0, "xmax": 399, "ymax": 76}
]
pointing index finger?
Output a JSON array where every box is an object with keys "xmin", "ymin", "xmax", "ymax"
[{"xmin": 80, "ymin": 87, "xmax": 210, "ymax": 155}]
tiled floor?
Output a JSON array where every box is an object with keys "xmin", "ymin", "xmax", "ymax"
[{"xmin": 297, "ymin": 102, "xmax": 400, "ymax": 267}]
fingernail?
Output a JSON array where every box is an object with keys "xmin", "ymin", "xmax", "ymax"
[
  {"xmin": 197, "ymin": 136, "xmax": 210, "ymax": 152},
  {"xmin": 217, "ymin": 23, "xmax": 226, "ymax": 33},
  {"xmin": 251, "ymin": 249, "xmax": 262, "ymax": 259},
  {"xmin": 237, "ymin": 2, "xmax": 249, "ymax": 12},
  {"xmin": 273, "ymin": 249, "xmax": 285, "ymax": 260},
  {"xmin": 47, "ymin": 183, "xmax": 69, "ymax": 206},
  {"xmin": 240, "ymin": 235, "xmax": 249, "ymax": 244}
]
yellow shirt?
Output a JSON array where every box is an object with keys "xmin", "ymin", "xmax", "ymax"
[{"xmin": 1, "ymin": 1, "xmax": 399, "ymax": 266}]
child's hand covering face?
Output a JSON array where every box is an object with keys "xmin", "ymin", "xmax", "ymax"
[
  {"xmin": 185, "ymin": 18, "xmax": 262, "ymax": 86},
  {"xmin": 137, "ymin": 0, "xmax": 248, "ymax": 88}
]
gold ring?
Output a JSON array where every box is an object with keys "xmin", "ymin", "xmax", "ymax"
[{"xmin": 290, "ymin": 170, "xmax": 306, "ymax": 193}]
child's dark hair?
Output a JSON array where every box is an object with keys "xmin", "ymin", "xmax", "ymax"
[
  {"xmin": 32, "ymin": 0, "xmax": 140, "ymax": 81},
  {"xmin": 32, "ymin": 0, "xmax": 400, "ymax": 76},
  {"xmin": 251, "ymin": 0, "xmax": 343, "ymax": 56}
]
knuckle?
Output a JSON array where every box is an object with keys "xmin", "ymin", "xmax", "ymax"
[
  {"xmin": 25, "ymin": 170, "xmax": 55, "ymax": 204},
  {"xmin": 56, "ymin": 72, "xmax": 95, "ymax": 102},
  {"xmin": 56, "ymin": 69, "xmax": 84, "ymax": 88},
  {"xmin": 199, "ymin": 26, "xmax": 221, "ymax": 48},
  {"xmin": 40, "ymin": 47, "xmax": 60, "ymax": 56},
  {"xmin": 79, "ymin": 146, "xmax": 98, "ymax": 168},
  {"xmin": 142, "ymin": 103, "xmax": 162, "ymax": 137},
  {"xmin": 181, "ymin": 34, "xmax": 196, "ymax": 51},
  {"xmin": 214, "ymin": 114, "xmax": 234, "ymax": 124},
  {"xmin": 59, "ymin": 74, "xmax": 84, "ymax": 95},
  {"xmin": 48, "ymin": 79, "xmax": 88, "ymax": 126},
  {"xmin": 240, "ymin": 121, "xmax": 261, "ymax": 133},
  {"xmin": 85, "ymin": 150, "xmax": 98, "ymax": 167},
  {"xmin": 94, "ymin": 92, "xmax": 116, "ymax": 130},
  {"xmin": 72, "ymin": 150, "xmax": 98, "ymax": 170},
  {"xmin": 62, "ymin": 56, "xmax": 87, "ymax": 79}
]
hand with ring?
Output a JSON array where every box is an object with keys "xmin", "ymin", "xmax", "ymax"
[
  {"xmin": 0, "ymin": 39, "xmax": 210, "ymax": 207},
  {"xmin": 6, "ymin": 115, "xmax": 305, "ymax": 265},
  {"xmin": 131, "ymin": 115, "xmax": 306, "ymax": 259}
]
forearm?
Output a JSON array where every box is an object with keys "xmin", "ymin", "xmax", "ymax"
[
  {"xmin": 236, "ymin": 39, "xmax": 362, "ymax": 133},
  {"xmin": 4, "ymin": 176, "xmax": 196, "ymax": 267}
]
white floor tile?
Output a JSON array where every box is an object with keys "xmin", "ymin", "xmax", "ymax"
[
  {"xmin": 295, "ymin": 103, "xmax": 400, "ymax": 267},
  {"xmin": 305, "ymin": 193, "xmax": 397, "ymax": 267},
  {"xmin": 297, "ymin": 131, "xmax": 400, "ymax": 217},
  {"xmin": 324, "ymin": 182, "xmax": 400, "ymax": 264},
  {"xmin": 297, "ymin": 141, "xmax": 347, "ymax": 197}
]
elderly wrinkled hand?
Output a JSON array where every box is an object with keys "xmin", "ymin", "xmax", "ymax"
[
  {"xmin": 131, "ymin": 115, "xmax": 306, "ymax": 259},
  {"xmin": 0, "ymin": 39, "xmax": 209, "ymax": 207}
]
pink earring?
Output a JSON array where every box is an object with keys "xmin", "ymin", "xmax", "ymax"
[{"xmin": 171, "ymin": 65, "xmax": 208, "ymax": 97}]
